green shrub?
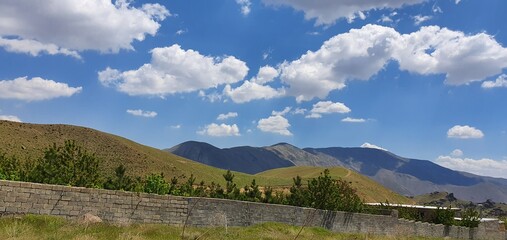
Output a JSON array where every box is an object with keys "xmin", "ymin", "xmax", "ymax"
[
  {"xmin": 287, "ymin": 169, "xmax": 363, "ymax": 212},
  {"xmin": 433, "ymin": 206, "xmax": 455, "ymax": 226},
  {"xmin": 0, "ymin": 154, "xmax": 22, "ymax": 181},
  {"xmin": 27, "ymin": 140, "xmax": 101, "ymax": 187},
  {"xmin": 459, "ymin": 208, "xmax": 480, "ymax": 228},
  {"xmin": 144, "ymin": 173, "xmax": 169, "ymax": 195}
]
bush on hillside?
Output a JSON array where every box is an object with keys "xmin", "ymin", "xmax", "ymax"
[
  {"xmin": 0, "ymin": 154, "xmax": 23, "ymax": 181},
  {"xmin": 27, "ymin": 140, "xmax": 101, "ymax": 188},
  {"xmin": 144, "ymin": 173, "xmax": 170, "ymax": 195},
  {"xmin": 288, "ymin": 169, "xmax": 363, "ymax": 212}
]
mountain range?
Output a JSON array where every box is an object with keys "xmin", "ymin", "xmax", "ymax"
[
  {"xmin": 0, "ymin": 120, "xmax": 409, "ymax": 203},
  {"xmin": 167, "ymin": 141, "xmax": 507, "ymax": 203}
]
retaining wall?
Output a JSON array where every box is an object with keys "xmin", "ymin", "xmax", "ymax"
[{"xmin": 0, "ymin": 180, "xmax": 505, "ymax": 239}]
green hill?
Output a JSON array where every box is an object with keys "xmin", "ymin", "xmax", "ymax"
[
  {"xmin": 257, "ymin": 166, "xmax": 413, "ymax": 204},
  {"xmin": 0, "ymin": 120, "xmax": 412, "ymax": 203},
  {"xmin": 0, "ymin": 120, "xmax": 256, "ymax": 186}
]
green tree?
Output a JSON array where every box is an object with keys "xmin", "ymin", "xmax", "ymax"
[
  {"xmin": 243, "ymin": 179, "xmax": 262, "ymax": 202},
  {"xmin": 103, "ymin": 164, "xmax": 135, "ymax": 191},
  {"xmin": 288, "ymin": 175, "xmax": 308, "ymax": 207},
  {"xmin": 28, "ymin": 140, "xmax": 101, "ymax": 187},
  {"xmin": 433, "ymin": 206, "xmax": 455, "ymax": 226},
  {"xmin": 0, "ymin": 153, "xmax": 22, "ymax": 181},
  {"xmin": 144, "ymin": 173, "xmax": 169, "ymax": 195},
  {"xmin": 459, "ymin": 207, "xmax": 480, "ymax": 228},
  {"xmin": 223, "ymin": 170, "xmax": 240, "ymax": 199}
]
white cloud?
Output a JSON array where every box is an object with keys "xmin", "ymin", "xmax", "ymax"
[
  {"xmin": 236, "ymin": 0, "xmax": 252, "ymax": 16},
  {"xmin": 126, "ymin": 109, "xmax": 157, "ymax": 118},
  {"xmin": 251, "ymin": 66, "xmax": 279, "ymax": 84},
  {"xmin": 272, "ymin": 107, "xmax": 292, "ymax": 116},
  {"xmin": 412, "ymin": 15, "xmax": 432, "ymax": 25},
  {"xmin": 198, "ymin": 123, "xmax": 240, "ymax": 137},
  {"xmin": 361, "ymin": 142, "xmax": 388, "ymax": 151},
  {"xmin": 482, "ymin": 74, "xmax": 507, "ymax": 89},
  {"xmin": 217, "ymin": 112, "xmax": 238, "ymax": 120},
  {"xmin": 280, "ymin": 24, "xmax": 399, "ymax": 102},
  {"xmin": 175, "ymin": 29, "xmax": 187, "ymax": 35},
  {"xmin": 394, "ymin": 26, "xmax": 507, "ymax": 85},
  {"xmin": 447, "ymin": 125, "xmax": 484, "ymax": 139},
  {"xmin": 99, "ymin": 44, "xmax": 248, "ymax": 97},
  {"xmin": 293, "ymin": 108, "xmax": 307, "ymax": 115},
  {"xmin": 279, "ymin": 24, "xmax": 507, "ymax": 101},
  {"xmin": 0, "ymin": 76, "xmax": 82, "ymax": 101},
  {"xmin": 198, "ymin": 90, "xmax": 224, "ymax": 103},
  {"xmin": 379, "ymin": 15, "xmax": 393, "ymax": 23},
  {"xmin": 0, "ymin": 0, "xmax": 170, "ymax": 55},
  {"xmin": 0, "ymin": 115, "xmax": 21, "ymax": 122},
  {"xmin": 435, "ymin": 156, "xmax": 507, "ymax": 178},
  {"xmin": 171, "ymin": 124, "xmax": 181, "ymax": 129},
  {"xmin": 305, "ymin": 113, "xmax": 322, "ymax": 119},
  {"xmin": 451, "ymin": 149, "xmax": 464, "ymax": 157},
  {"xmin": 455, "ymin": 0, "xmax": 462, "ymax": 4},
  {"xmin": 257, "ymin": 115, "xmax": 292, "ymax": 136},
  {"xmin": 432, "ymin": 4, "xmax": 443, "ymax": 13},
  {"xmin": 223, "ymin": 81, "xmax": 285, "ymax": 103},
  {"xmin": 342, "ymin": 117, "xmax": 366, "ymax": 123},
  {"xmin": 306, "ymin": 101, "xmax": 351, "ymax": 118},
  {"xmin": 0, "ymin": 38, "xmax": 81, "ymax": 59},
  {"xmin": 262, "ymin": 0, "xmax": 426, "ymax": 25}
]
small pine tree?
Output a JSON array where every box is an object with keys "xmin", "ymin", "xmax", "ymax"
[{"xmin": 28, "ymin": 140, "xmax": 101, "ymax": 187}]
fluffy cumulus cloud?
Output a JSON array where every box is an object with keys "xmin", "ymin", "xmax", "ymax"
[
  {"xmin": 126, "ymin": 109, "xmax": 157, "ymax": 118},
  {"xmin": 0, "ymin": 76, "xmax": 82, "ymax": 101},
  {"xmin": 447, "ymin": 125, "xmax": 484, "ymax": 139},
  {"xmin": 99, "ymin": 44, "xmax": 248, "ymax": 97},
  {"xmin": 342, "ymin": 117, "xmax": 366, "ymax": 123},
  {"xmin": 0, "ymin": 0, "xmax": 170, "ymax": 57},
  {"xmin": 279, "ymin": 24, "xmax": 507, "ymax": 101},
  {"xmin": 0, "ymin": 115, "xmax": 21, "ymax": 122},
  {"xmin": 217, "ymin": 112, "xmax": 238, "ymax": 120},
  {"xmin": 262, "ymin": 0, "xmax": 426, "ymax": 25},
  {"xmin": 482, "ymin": 74, "xmax": 507, "ymax": 89},
  {"xmin": 306, "ymin": 101, "xmax": 350, "ymax": 118},
  {"xmin": 257, "ymin": 115, "xmax": 292, "ymax": 136},
  {"xmin": 223, "ymin": 81, "xmax": 285, "ymax": 103},
  {"xmin": 198, "ymin": 123, "xmax": 240, "ymax": 137},
  {"xmin": 435, "ymin": 155, "xmax": 507, "ymax": 178},
  {"xmin": 224, "ymin": 65, "xmax": 284, "ymax": 103},
  {"xmin": 361, "ymin": 142, "xmax": 388, "ymax": 151},
  {"xmin": 251, "ymin": 66, "xmax": 279, "ymax": 85}
]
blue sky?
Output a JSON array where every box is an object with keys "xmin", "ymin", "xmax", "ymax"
[{"xmin": 1, "ymin": 0, "xmax": 507, "ymax": 178}]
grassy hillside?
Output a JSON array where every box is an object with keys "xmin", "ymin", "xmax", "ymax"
[
  {"xmin": 257, "ymin": 166, "xmax": 413, "ymax": 204},
  {"xmin": 0, "ymin": 120, "xmax": 412, "ymax": 203},
  {"xmin": 0, "ymin": 120, "xmax": 256, "ymax": 186}
]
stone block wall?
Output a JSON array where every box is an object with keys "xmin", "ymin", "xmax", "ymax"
[{"xmin": 1, "ymin": 180, "xmax": 505, "ymax": 240}]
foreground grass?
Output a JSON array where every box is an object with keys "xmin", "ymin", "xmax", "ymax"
[{"xmin": 0, "ymin": 215, "xmax": 447, "ymax": 240}]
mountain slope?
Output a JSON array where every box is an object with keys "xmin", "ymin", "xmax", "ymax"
[
  {"xmin": 0, "ymin": 121, "xmax": 261, "ymax": 186},
  {"xmin": 167, "ymin": 141, "xmax": 507, "ymax": 202},
  {"xmin": 167, "ymin": 141, "xmax": 294, "ymax": 174}
]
